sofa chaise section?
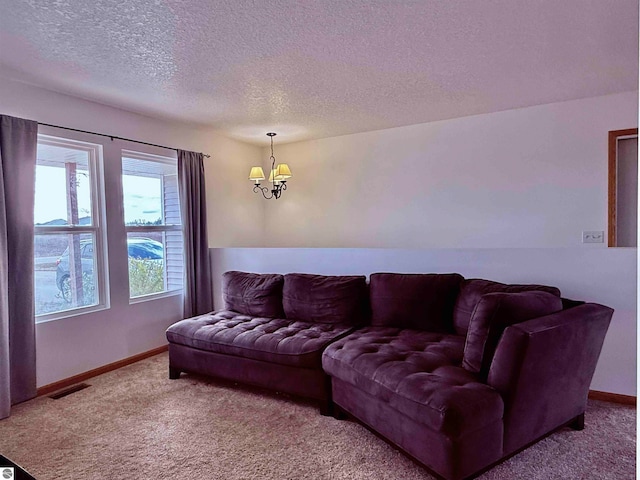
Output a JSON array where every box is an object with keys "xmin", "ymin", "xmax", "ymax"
[
  {"xmin": 166, "ymin": 271, "xmax": 368, "ymax": 413},
  {"xmin": 323, "ymin": 326, "xmax": 505, "ymax": 480},
  {"xmin": 167, "ymin": 310, "xmax": 355, "ymax": 406},
  {"xmin": 322, "ymin": 273, "xmax": 612, "ymax": 480}
]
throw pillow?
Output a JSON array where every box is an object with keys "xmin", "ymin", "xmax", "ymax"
[
  {"xmin": 463, "ymin": 291, "xmax": 563, "ymax": 377},
  {"xmin": 453, "ymin": 279, "xmax": 561, "ymax": 336}
]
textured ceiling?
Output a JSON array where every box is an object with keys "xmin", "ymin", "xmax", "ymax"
[{"xmin": 0, "ymin": 0, "xmax": 637, "ymax": 145}]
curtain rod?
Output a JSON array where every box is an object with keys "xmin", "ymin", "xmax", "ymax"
[{"xmin": 38, "ymin": 122, "xmax": 211, "ymax": 158}]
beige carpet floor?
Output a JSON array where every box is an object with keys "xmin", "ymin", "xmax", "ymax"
[{"xmin": 0, "ymin": 352, "xmax": 634, "ymax": 480}]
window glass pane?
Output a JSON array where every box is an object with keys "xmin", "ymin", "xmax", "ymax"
[
  {"xmin": 122, "ymin": 156, "xmax": 180, "ymax": 226},
  {"xmin": 127, "ymin": 233, "xmax": 166, "ymax": 298},
  {"xmin": 127, "ymin": 231, "xmax": 183, "ymax": 298},
  {"xmin": 35, "ymin": 143, "xmax": 93, "ymax": 226},
  {"xmin": 35, "ymin": 233, "xmax": 98, "ymax": 316}
]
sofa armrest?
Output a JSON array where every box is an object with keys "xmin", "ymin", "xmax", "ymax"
[{"xmin": 486, "ymin": 303, "xmax": 613, "ymax": 454}]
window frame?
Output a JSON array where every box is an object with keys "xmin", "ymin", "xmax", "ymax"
[
  {"xmin": 34, "ymin": 134, "xmax": 109, "ymax": 323},
  {"xmin": 121, "ymin": 149, "xmax": 183, "ymax": 303}
]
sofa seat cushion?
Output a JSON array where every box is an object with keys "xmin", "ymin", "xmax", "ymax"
[
  {"xmin": 322, "ymin": 327, "xmax": 504, "ymax": 437},
  {"xmin": 167, "ymin": 311, "xmax": 354, "ymax": 369}
]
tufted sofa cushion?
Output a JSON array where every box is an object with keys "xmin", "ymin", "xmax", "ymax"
[
  {"xmin": 167, "ymin": 310, "xmax": 354, "ymax": 368},
  {"xmin": 370, "ymin": 273, "xmax": 463, "ymax": 332},
  {"xmin": 322, "ymin": 327, "xmax": 504, "ymax": 437},
  {"xmin": 283, "ymin": 273, "xmax": 368, "ymax": 325},
  {"xmin": 223, "ymin": 271, "xmax": 285, "ymax": 318},
  {"xmin": 463, "ymin": 291, "xmax": 563, "ymax": 377},
  {"xmin": 452, "ymin": 279, "xmax": 561, "ymax": 336}
]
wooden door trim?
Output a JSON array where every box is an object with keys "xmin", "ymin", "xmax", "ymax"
[{"xmin": 608, "ymin": 128, "xmax": 638, "ymax": 247}]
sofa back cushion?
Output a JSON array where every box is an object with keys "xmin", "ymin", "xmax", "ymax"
[
  {"xmin": 369, "ymin": 273, "xmax": 464, "ymax": 332},
  {"xmin": 453, "ymin": 279, "xmax": 561, "ymax": 335},
  {"xmin": 283, "ymin": 273, "xmax": 368, "ymax": 325},
  {"xmin": 463, "ymin": 291, "xmax": 563, "ymax": 377},
  {"xmin": 222, "ymin": 271, "xmax": 284, "ymax": 318}
]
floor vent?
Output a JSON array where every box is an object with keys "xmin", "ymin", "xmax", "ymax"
[{"xmin": 49, "ymin": 383, "xmax": 91, "ymax": 399}]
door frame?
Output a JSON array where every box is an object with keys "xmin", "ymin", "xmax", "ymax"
[{"xmin": 608, "ymin": 128, "xmax": 638, "ymax": 246}]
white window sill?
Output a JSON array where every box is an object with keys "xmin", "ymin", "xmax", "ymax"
[
  {"xmin": 35, "ymin": 303, "xmax": 109, "ymax": 324},
  {"xmin": 129, "ymin": 289, "xmax": 183, "ymax": 305}
]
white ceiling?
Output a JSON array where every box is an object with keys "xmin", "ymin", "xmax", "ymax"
[{"xmin": 0, "ymin": 0, "xmax": 637, "ymax": 145}]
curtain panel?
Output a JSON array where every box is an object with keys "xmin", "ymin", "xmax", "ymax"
[
  {"xmin": 0, "ymin": 115, "xmax": 38, "ymax": 419},
  {"xmin": 178, "ymin": 150, "xmax": 213, "ymax": 318}
]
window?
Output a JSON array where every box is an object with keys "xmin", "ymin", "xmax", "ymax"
[
  {"xmin": 34, "ymin": 136, "xmax": 106, "ymax": 318},
  {"xmin": 34, "ymin": 132, "xmax": 184, "ymax": 321},
  {"xmin": 122, "ymin": 151, "xmax": 183, "ymax": 299}
]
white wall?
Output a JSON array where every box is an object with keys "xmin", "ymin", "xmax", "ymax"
[
  {"xmin": 262, "ymin": 92, "xmax": 638, "ymax": 248},
  {"xmin": 211, "ymin": 247, "xmax": 637, "ymax": 396},
  {"xmin": 0, "ymin": 78, "xmax": 263, "ymax": 386}
]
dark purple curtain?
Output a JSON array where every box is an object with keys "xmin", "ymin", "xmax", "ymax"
[
  {"xmin": 178, "ymin": 150, "xmax": 213, "ymax": 318},
  {"xmin": 0, "ymin": 115, "xmax": 38, "ymax": 419}
]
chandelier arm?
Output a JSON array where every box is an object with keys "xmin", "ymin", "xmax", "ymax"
[{"xmin": 253, "ymin": 184, "xmax": 274, "ymax": 199}]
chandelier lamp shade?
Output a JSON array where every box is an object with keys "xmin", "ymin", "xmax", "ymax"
[{"xmin": 248, "ymin": 132, "xmax": 292, "ymax": 199}]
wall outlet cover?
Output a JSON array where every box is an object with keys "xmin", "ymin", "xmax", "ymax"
[{"xmin": 582, "ymin": 231, "xmax": 605, "ymax": 243}]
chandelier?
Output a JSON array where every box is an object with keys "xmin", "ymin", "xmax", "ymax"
[{"xmin": 248, "ymin": 132, "xmax": 292, "ymax": 199}]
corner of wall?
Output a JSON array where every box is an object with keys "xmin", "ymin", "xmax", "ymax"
[{"xmin": 203, "ymin": 137, "xmax": 266, "ymax": 247}]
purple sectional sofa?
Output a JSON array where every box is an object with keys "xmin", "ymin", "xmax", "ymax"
[{"xmin": 166, "ymin": 271, "xmax": 612, "ymax": 480}]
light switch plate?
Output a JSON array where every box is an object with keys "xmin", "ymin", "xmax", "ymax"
[{"xmin": 582, "ymin": 231, "xmax": 604, "ymax": 243}]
